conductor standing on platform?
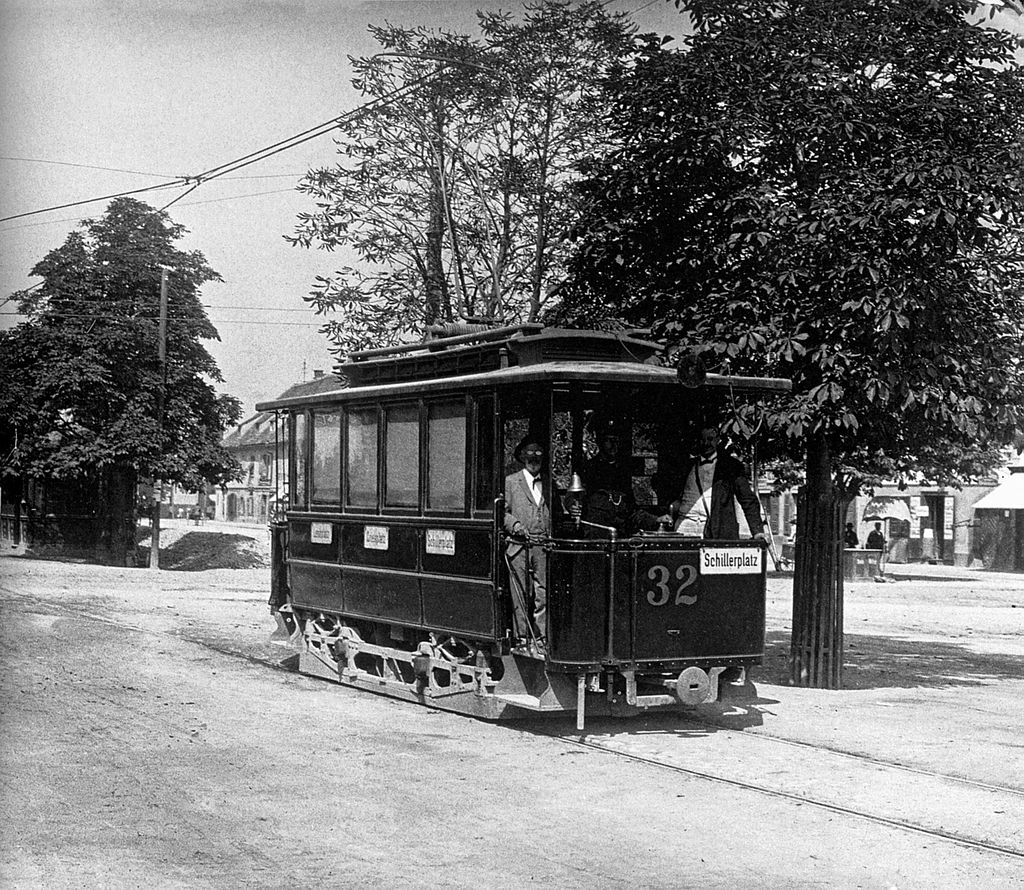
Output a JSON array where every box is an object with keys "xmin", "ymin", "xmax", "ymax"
[{"xmin": 503, "ymin": 437, "xmax": 550, "ymax": 649}]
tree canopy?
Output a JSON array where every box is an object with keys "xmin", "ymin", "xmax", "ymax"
[
  {"xmin": 563, "ymin": 0, "xmax": 1024, "ymax": 492},
  {"xmin": 289, "ymin": 0, "xmax": 639, "ymax": 357},
  {"xmin": 0, "ymin": 198, "xmax": 241, "ymax": 562}
]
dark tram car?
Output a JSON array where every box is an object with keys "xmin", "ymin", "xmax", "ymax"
[{"xmin": 258, "ymin": 325, "xmax": 789, "ymax": 728}]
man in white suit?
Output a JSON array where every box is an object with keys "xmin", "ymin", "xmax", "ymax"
[{"xmin": 503, "ymin": 436, "xmax": 550, "ymax": 649}]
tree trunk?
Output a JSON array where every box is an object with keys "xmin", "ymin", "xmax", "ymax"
[
  {"xmin": 95, "ymin": 464, "xmax": 137, "ymax": 567},
  {"xmin": 424, "ymin": 173, "xmax": 448, "ymax": 326},
  {"xmin": 790, "ymin": 432, "xmax": 845, "ymax": 688}
]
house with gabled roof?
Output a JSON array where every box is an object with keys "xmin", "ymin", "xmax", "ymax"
[{"xmin": 211, "ymin": 370, "xmax": 343, "ymax": 524}]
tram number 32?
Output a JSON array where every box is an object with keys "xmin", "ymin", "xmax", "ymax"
[{"xmin": 645, "ymin": 564, "xmax": 698, "ymax": 607}]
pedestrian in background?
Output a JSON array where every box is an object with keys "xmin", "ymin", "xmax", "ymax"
[
  {"xmin": 844, "ymin": 522, "xmax": 859, "ymax": 548},
  {"xmin": 866, "ymin": 522, "xmax": 887, "ymax": 579}
]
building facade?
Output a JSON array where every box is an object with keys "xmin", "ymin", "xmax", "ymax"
[
  {"xmin": 843, "ymin": 447, "xmax": 1024, "ymax": 568},
  {"xmin": 210, "ymin": 371, "xmax": 341, "ymax": 525}
]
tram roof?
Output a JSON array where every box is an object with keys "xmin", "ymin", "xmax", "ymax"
[{"xmin": 256, "ymin": 360, "xmax": 790, "ymax": 411}]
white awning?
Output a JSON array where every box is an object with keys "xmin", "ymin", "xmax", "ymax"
[
  {"xmin": 973, "ymin": 469, "xmax": 1024, "ymax": 511},
  {"xmin": 862, "ymin": 496, "xmax": 912, "ymax": 522}
]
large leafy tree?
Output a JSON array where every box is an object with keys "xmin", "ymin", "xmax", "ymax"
[
  {"xmin": 289, "ymin": 0, "xmax": 638, "ymax": 358},
  {"xmin": 562, "ymin": 0, "xmax": 1024, "ymax": 685},
  {"xmin": 0, "ymin": 198, "xmax": 241, "ymax": 565}
]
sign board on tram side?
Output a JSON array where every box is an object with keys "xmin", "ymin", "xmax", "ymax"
[
  {"xmin": 364, "ymin": 525, "xmax": 390, "ymax": 551},
  {"xmin": 425, "ymin": 528, "xmax": 455, "ymax": 556},
  {"xmin": 700, "ymin": 546, "xmax": 763, "ymax": 574},
  {"xmin": 310, "ymin": 522, "xmax": 333, "ymax": 544}
]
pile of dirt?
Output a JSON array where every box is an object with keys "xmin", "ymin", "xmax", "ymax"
[{"xmin": 136, "ymin": 528, "xmax": 270, "ymax": 571}]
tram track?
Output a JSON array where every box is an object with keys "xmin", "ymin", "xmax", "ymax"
[
  {"xmin": 10, "ymin": 588, "xmax": 1024, "ymax": 863},
  {"xmin": 545, "ymin": 728, "xmax": 1024, "ymax": 862},
  {"xmin": 676, "ymin": 712, "xmax": 1024, "ymax": 799}
]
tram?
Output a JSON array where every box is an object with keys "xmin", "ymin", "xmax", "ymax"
[{"xmin": 257, "ymin": 324, "xmax": 790, "ymax": 728}]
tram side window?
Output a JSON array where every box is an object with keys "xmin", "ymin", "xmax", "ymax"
[
  {"xmin": 502, "ymin": 416, "xmax": 534, "ymax": 477},
  {"xmin": 346, "ymin": 407, "xmax": 378, "ymax": 509},
  {"xmin": 426, "ymin": 401, "xmax": 466, "ymax": 512},
  {"xmin": 310, "ymin": 410, "xmax": 341, "ymax": 506},
  {"xmin": 474, "ymin": 395, "xmax": 495, "ymax": 512},
  {"xmin": 292, "ymin": 412, "xmax": 308, "ymax": 510},
  {"xmin": 631, "ymin": 422, "xmax": 661, "ymax": 507},
  {"xmin": 385, "ymin": 404, "xmax": 420, "ymax": 508}
]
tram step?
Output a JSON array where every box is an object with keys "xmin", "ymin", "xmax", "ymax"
[{"xmin": 493, "ymin": 692, "xmax": 565, "ymax": 712}]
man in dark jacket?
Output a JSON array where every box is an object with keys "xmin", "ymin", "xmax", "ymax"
[
  {"xmin": 578, "ymin": 419, "xmax": 661, "ymax": 536},
  {"xmin": 667, "ymin": 426, "xmax": 765, "ymax": 540}
]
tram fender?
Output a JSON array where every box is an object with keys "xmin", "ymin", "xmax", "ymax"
[{"xmin": 270, "ymin": 610, "xmax": 296, "ymax": 644}]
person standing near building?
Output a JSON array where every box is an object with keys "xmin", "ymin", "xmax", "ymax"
[
  {"xmin": 866, "ymin": 522, "xmax": 885, "ymax": 550},
  {"xmin": 844, "ymin": 522, "xmax": 859, "ymax": 548},
  {"xmin": 503, "ymin": 437, "xmax": 550, "ymax": 651},
  {"xmin": 866, "ymin": 522, "xmax": 887, "ymax": 579}
]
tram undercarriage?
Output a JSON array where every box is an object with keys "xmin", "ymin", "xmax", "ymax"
[{"xmin": 282, "ymin": 604, "xmax": 735, "ymax": 729}]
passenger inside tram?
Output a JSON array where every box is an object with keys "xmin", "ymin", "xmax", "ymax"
[
  {"xmin": 658, "ymin": 422, "xmax": 766, "ymax": 541},
  {"xmin": 572, "ymin": 415, "xmax": 662, "ymax": 537}
]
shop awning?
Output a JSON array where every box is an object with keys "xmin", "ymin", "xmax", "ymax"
[
  {"xmin": 862, "ymin": 496, "xmax": 912, "ymax": 522},
  {"xmin": 973, "ymin": 468, "xmax": 1024, "ymax": 511}
]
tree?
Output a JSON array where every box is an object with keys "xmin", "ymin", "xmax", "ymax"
[
  {"xmin": 561, "ymin": 0, "xmax": 1024, "ymax": 686},
  {"xmin": 288, "ymin": 0, "xmax": 638, "ymax": 358},
  {"xmin": 0, "ymin": 198, "xmax": 241, "ymax": 565}
]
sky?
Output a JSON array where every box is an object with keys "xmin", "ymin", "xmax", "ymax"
[
  {"xmin": 3, "ymin": 1, "xmax": 1021, "ymax": 419},
  {"xmin": 0, "ymin": 0, "xmax": 690, "ymax": 418}
]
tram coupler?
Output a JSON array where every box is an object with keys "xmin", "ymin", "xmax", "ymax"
[{"xmin": 621, "ymin": 667, "xmax": 727, "ymax": 709}]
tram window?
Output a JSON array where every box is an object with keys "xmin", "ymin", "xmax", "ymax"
[
  {"xmin": 503, "ymin": 416, "xmax": 534, "ymax": 476},
  {"xmin": 474, "ymin": 395, "xmax": 495, "ymax": 512},
  {"xmin": 551, "ymin": 409, "xmax": 574, "ymax": 490},
  {"xmin": 385, "ymin": 404, "xmax": 420, "ymax": 508},
  {"xmin": 292, "ymin": 412, "xmax": 308, "ymax": 509},
  {"xmin": 426, "ymin": 401, "xmax": 466, "ymax": 512},
  {"xmin": 572, "ymin": 401, "xmax": 677, "ymax": 509},
  {"xmin": 631, "ymin": 422, "xmax": 661, "ymax": 507},
  {"xmin": 310, "ymin": 410, "xmax": 341, "ymax": 505},
  {"xmin": 346, "ymin": 408, "xmax": 378, "ymax": 509}
]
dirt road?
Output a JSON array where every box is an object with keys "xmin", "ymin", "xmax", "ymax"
[{"xmin": 1, "ymin": 553, "xmax": 1021, "ymax": 888}]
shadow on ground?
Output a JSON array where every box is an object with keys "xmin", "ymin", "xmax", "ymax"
[
  {"xmin": 136, "ymin": 531, "xmax": 268, "ymax": 571},
  {"xmin": 761, "ymin": 629, "xmax": 1024, "ymax": 690}
]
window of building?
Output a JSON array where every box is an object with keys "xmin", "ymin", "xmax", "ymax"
[
  {"xmin": 426, "ymin": 400, "xmax": 466, "ymax": 512},
  {"xmin": 385, "ymin": 404, "xmax": 420, "ymax": 508},
  {"xmin": 346, "ymin": 407, "xmax": 378, "ymax": 509},
  {"xmin": 311, "ymin": 410, "xmax": 342, "ymax": 505}
]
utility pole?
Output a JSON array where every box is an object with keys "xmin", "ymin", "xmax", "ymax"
[{"xmin": 149, "ymin": 267, "xmax": 170, "ymax": 570}]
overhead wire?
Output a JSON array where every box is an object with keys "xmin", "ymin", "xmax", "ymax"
[
  {"xmin": 0, "ymin": 187, "xmax": 301, "ymax": 233},
  {"xmin": 0, "ymin": 310, "xmax": 325, "ymax": 327},
  {"xmin": 0, "ymin": 67, "xmax": 439, "ymax": 225},
  {"xmin": 1, "ymin": 0, "xmax": 668, "ymax": 226},
  {"xmin": 2, "ymin": 297, "xmax": 320, "ymax": 312},
  {"xmin": 157, "ymin": 182, "xmax": 202, "ymax": 213},
  {"xmin": 0, "ymin": 156, "xmax": 304, "ymax": 180},
  {"xmin": 1, "ymin": 5, "xmax": 680, "ymax": 303},
  {"xmin": 0, "ymin": 157, "xmax": 177, "ymax": 178},
  {"xmin": 0, "ymin": 181, "xmax": 187, "ymax": 224}
]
